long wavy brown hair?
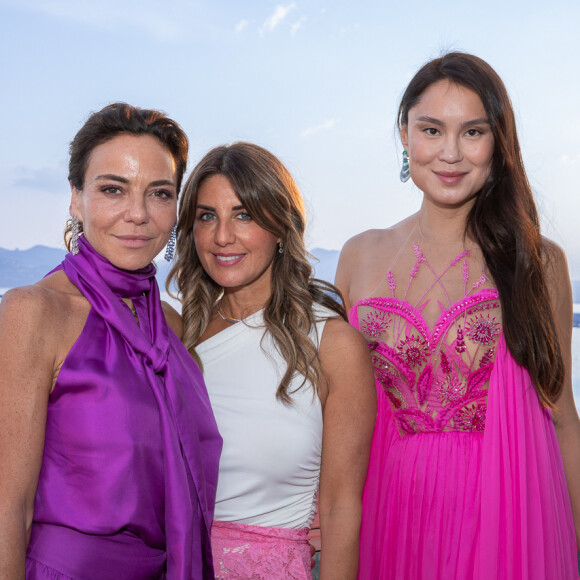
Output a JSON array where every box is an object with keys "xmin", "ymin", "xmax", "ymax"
[
  {"xmin": 168, "ymin": 142, "xmax": 346, "ymax": 403},
  {"xmin": 398, "ymin": 52, "xmax": 563, "ymax": 406}
]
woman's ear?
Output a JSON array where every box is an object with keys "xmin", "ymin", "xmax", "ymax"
[
  {"xmin": 70, "ymin": 182, "xmax": 81, "ymax": 220},
  {"xmin": 400, "ymin": 125, "xmax": 409, "ymax": 149}
]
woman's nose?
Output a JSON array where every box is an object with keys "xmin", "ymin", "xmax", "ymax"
[
  {"xmin": 439, "ymin": 135, "xmax": 462, "ymax": 163},
  {"xmin": 124, "ymin": 195, "xmax": 149, "ymax": 224},
  {"xmin": 215, "ymin": 220, "xmax": 235, "ymax": 246}
]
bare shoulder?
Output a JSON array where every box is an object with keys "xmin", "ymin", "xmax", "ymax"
[
  {"xmin": 541, "ymin": 237, "xmax": 569, "ymax": 276},
  {"xmin": 0, "ymin": 283, "xmax": 64, "ymax": 332},
  {"xmin": 336, "ymin": 215, "xmax": 416, "ymax": 307},
  {"xmin": 341, "ymin": 228, "xmax": 389, "ymax": 252},
  {"xmin": 339, "ymin": 228, "xmax": 394, "ymax": 265},
  {"xmin": 5, "ymin": 272, "xmax": 86, "ymax": 322},
  {"xmin": 0, "ymin": 283, "xmax": 72, "ymax": 389},
  {"xmin": 162, "ymin": 301, "xmax": 183, "ymax": 339},
  {"xmin": 1, "ymin": 273, "xmax": 90, "ymax": 378},
  {"xmin": 340, "ymin": 214, "xmax": 417, "ymax": 261},
  {"xmin": 541, "ymin": 238, "xmax": 572, "ymax": 306},
  {"xmin": 336, "ymin": 228, "xmax": 397, "ymax": 287},
  {"xmin": 319, "ymin": 316, "xmax": 369, "ymax": 356}
]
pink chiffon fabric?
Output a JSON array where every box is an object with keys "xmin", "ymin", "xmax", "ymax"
[
  {"xmin": 357, "ymin": 332, "xmax": 578, "ymax": 579},
  {"xmin": 478, "ymin": 335, "xmax": 577, "ymax": 578},
  {"xmin": 211, "ymin": 521, "xmax": 311, "ymax": 579}
]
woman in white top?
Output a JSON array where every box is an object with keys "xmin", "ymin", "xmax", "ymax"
[{"xmin": 168, "ymin": 142, "xmax": 376, "ymax": 579}]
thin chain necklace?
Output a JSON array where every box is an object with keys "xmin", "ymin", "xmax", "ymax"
[
  {"xmin": 217, "ymin": 301, "xmax": 240, "ymax": 324},
  {"xmin": 124, "ymin": 299, "xmax": 139, "ymax": 325}
]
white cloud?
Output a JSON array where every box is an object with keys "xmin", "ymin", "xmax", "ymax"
[
  {"xmin": 291, "ymin": 16, "xmax": 307, "ymax": 36},
  {"xmin": 235, "ymin": 19, "xmax": 249, "ymax": 33},
  {"xmin": 301, "ymin": 119, "xmax": 340, "ymax": 138},
  {"xmin": 261, "ymin": 2, "xmax": 296, "ymax": 34},
  {"xmin": 559, "ymin": 153, "xmax": 580, "ymax": 165}
]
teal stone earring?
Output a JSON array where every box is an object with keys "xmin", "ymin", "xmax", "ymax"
[{"xmin": 400, "ymin": 150, "xmax": 410, "ymax": 182}]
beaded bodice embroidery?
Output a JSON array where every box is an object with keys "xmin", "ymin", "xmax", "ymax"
[{"xmin": 351, "ymin": 244, "xmax": 501, "ymax": 436}]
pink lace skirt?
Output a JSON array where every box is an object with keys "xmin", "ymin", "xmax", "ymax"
[{"xmin": 211, "ymin": 520, "xmax": 312, "ymax": 579}]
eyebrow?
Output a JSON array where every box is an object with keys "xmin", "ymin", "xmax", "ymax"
[
  {"xmin": 94, "ymin": 174, "xmax": 175, "ymax": 187},
  {"xmin": 196, "ymin": 204, "xmax": 245, "ymax": 211},
  {"xmin": 95, "ymin": 174, "xmax": 129, "ymax": 183},
  {"xmin": 149, "ymin": 179, "xmax": 176, "ymax": 187},
  {"xmin": 416, "ymin": 115, "xmax": 490, "ymax": 128}
]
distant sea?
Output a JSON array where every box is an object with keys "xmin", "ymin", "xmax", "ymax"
[
  {"xmin": 572, "ymin": 327, "xmax": 580, "ymax": 413},
  {"xmin": 2, "ymin": 286, "xmax": 579, "ymax": 413},
  {"xmin": 573, "ymin": 304, "xmax": 580, "ymax": 412}
]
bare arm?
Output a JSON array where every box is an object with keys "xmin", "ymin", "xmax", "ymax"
[
  {"xmin": 546, "ymin": 245, "xmax": 580, "ymax": 549},
  {"xmin": 317, "ymin": 318, "xmax": 376, "ymax": 579},
  {"xmin": 0, "ymin": 288, "xmax": 55, "ymax": 578}
]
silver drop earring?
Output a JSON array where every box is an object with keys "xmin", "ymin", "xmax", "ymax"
[
  {"xmin": 164, "ymin": 224, "xmax": 177, "ymax": 262},
  {"xmin": 400, "ymin": 150, "xmax": 410, "ymax": 183},
  {"xmin": 164, "ymin": 225, "xmax": 177, "ymax": 262},
  {"xmin": 278, "ymin": 240, "xmax": 284, "ymax": 254},
  {"xmin": 71, "ymin": 216, "xmax": 80, "ymax": 255}
]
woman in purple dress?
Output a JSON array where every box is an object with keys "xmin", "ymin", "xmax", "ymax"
[{"xmin": 0, "ymin": 103, "xmax": 222, "ymax": 579}]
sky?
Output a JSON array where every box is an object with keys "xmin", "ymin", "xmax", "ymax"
[{"xmin": 1, "ymin": 0, "xmax": 580, "ymax": 280}]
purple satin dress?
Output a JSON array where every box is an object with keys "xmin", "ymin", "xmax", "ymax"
[{"xmin": 25, "ymin": 237, "xmax": 222, "ymax": 579}]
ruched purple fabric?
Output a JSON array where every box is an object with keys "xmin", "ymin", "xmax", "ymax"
[{"xmin": 25, "ymin": 236, "xmax": 222, "ymax": 579}]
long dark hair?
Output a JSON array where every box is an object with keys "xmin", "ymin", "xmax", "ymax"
[
  {"xmin": 168, "ymin": 142, "xmax": 346, "ymax": 403},
  {"xmin": 398, "ymin": 52, "xmax": 563, "ymax": 406}
]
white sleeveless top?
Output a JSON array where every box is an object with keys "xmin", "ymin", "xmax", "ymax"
[{"xmin": 196, "ymin": 305, "xmax": 332, "ymax": 529}]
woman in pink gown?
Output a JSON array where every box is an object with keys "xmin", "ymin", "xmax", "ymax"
[{"xmin": 336, "ymin": 52, "xmax": 580, "ymax": 579}]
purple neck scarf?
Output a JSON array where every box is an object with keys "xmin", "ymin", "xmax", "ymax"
[
  {"xmin": 63, "ymin": 236, "xmax": 168, "ymax": 369},
  {"xmin": 60, "ymin": 236, "xmax": 221, "ymax": 579}
]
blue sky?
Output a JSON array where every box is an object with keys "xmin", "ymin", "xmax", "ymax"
[{"xmin": 1, "ymin": 0, "xmax": 579, "ymax": 279}]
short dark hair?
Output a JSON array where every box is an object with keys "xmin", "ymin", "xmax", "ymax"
[
  {"xmin": 64, "ymin": 103, "xmax": 188, "ymax": 251},
  {"xmin": 68, "ymin": 102, "xmax": 188, "ymax": 192}
]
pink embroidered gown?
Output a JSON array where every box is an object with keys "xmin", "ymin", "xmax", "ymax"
[{"xmin": 353, "ymin": 245, "xmax": 578, "ymax": 579}]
